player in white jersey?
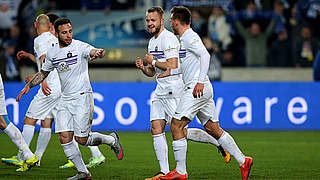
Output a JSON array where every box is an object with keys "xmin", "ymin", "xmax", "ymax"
[
  {"xmin": 136, "ymin": 6, "xmax": 230, "ymax": 180},
  {"xmin": 2, "ymin": 13, "xmax": 106, "ymax": 170},
  {"xmin": 16, "ymin": 17, "xmax": 123, "ymax": 180},
  {"xmin": 159, "ymin": 6, "xmax": 253, "ymax": 180},
  {"xmin": 0, "ymin": 74, "xmax": 39, "ymax": 171}
]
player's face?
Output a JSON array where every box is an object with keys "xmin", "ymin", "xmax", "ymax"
[
  {"xmin": 57, "ymin": 23, "xmax": 72, "ymax": 47},
  {"xmin": 146, "ymin": 12, "xmax": 162, "ymax": 36},
  {"xmin": 170, "ymin": 15, "xmax": 179, "ymax": 35}
]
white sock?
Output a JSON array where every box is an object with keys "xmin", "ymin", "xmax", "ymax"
[
  {"xmin": 4, "ymin": 123, "xmax": 33, "ymax": 160},
  {"xmin": 153, "ymin": 133, "xmax": 169, "ymax": 174},
  {"xmin": 62, "ymin": 141, "xmax": 89, "ymax": 174},
  {"xmin": 187, "ymin": 128, "xmax": 220, "ymax": 146},
  {"xmin": 88, "ymin": 146, "xmax": 102, "ymax": 158},
  {"xmin": 218, "ymin": 132, "xmax": 245, "ymax": 165},
  {"xmin": 35, "ymin": 128, "xmax": 51, "ymax": 161},
  {"xmin": 172, "ymin": 138, "xmax": 187, "ymax": 175},
  {"xmin": 85, "ymin": 132, "xmax": 115, "ymax": 146},
  {"xmin": 22, "ymin": 124, "xmax": 35, "ymax": 146}
]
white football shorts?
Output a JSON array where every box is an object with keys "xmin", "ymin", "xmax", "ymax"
[
  {"xmin": 150, "ymin": 97, "xmax": 180, "ymax": 125},
  {"xmin": 55, "ymin": 92, "xmax": 94, "ymax": 137},
  {"xmin": 173, "ymin": 82, "xmax": 219, "ymax": 125},
  {"xmin": 26, "ymin": 89, "xmax": 61, "ymax": 120}
]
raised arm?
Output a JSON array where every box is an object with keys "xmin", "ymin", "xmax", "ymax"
[
  {"xmin": 16, "ymin": 70, "xmax": 50, "ymax": 101},
  {"xmin": 89, "ymin": 48, "xmax": 106, "ymax": 61},
  {"xmin": 17, "ymin": 51, "xmax": 36, "ymax": 63}
]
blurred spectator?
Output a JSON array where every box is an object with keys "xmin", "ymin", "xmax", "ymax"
[
  {"xmin": 293, "ymin": 26, "xmax": 319, "ymax": 67},
  {"xmin": 135, "ymin": 0, "xmax": 163, "ymax": 11},
  {"xmin": 191, "ymin": 10, "xmax": 206, "ymax": 38},
  {"xmin": 236, "ymin": 20, "xmax": 275, "ymax": 67},
  {"xmin": 272, "ymin": 0, "xmax": 287, "ymax": 33},
  {"xmin": 208, "ymin": 54, "xmax": 222, "ymax": 81},
  {"xmin": 268, "ymin": 29, "xmax": 291, "ymax": 67},
  {"xmin": 0, "ymin": 0, "xmax": 21, "ymax": 42},
  {"xmin": 208, "ymin": 5, "xmax": 232, "ymax": 50},
  {"xmin": 81, "ymin": 0, "xmax": 111, "ymax": 14},
  {"xmin": 1, "ymin": 40, "xmax": 20, "ymax": 81},
  {"xmin": 111, "ymin": 0, "xmax": 135, "ymax": 10},
  {"xmin": 313, "ymin": 48, "xmax": 320, "ymax": 81}
]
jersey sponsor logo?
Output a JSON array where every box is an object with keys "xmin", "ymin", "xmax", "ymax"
[{"xmin": 57, "ymin": 61, "xmax": 71, "ymax": 73}]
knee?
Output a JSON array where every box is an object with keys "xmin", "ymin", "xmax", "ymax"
[
  {"xmin": 59, "ymin": 133, "xmax": 72, "ymax": 144},
  {"xmin": 75, "ymin": 136, "xmax": 88, "ymax": 146},
  {"xmin": 150, "ymin": 125, "xmax": 163, "ymax": 135},
  {"xmin": 24, "ymin": 117, "xmax": 36, "ymax": 126}
]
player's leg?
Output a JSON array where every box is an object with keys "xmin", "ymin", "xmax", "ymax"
[
  {"xmin": 160, "ymin": 117, "xmax": 190, "ymax": 180},
  {"xmin": 34, "ymin": 118, "xmax": 53, "ymax": 164},
  {"xmin": 185, "ymin": 127, "xmax": 230, "ymax": 163},
  {"xmin": 86, "ymin": 146, "xmax": 106, "ymax": 168},
  {"xmin": 204, "ymin": 121, "xmax": 253, "ymax": 180},
  {"xmin": 73, "ymin": 93, "xmax": 123, "ymax": 160},
  {"xmin": 0, "ymin": 116, "xmax": 39, "ymax": 170},
  {"xmin": 60, "ymin": 131, "xmax": 91, "ymax": 179}
]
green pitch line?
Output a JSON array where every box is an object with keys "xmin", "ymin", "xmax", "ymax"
[{"xmin": 0, "ymin": 131, "xmax": 319, "ymax": 179}]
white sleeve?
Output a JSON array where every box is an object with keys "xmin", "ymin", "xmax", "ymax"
[
  {"xmin": 34, "ymin": 39, "xmax": 48, "ymax": 57},
  {"xmin": 163, "ymin": 36, "xmax": 179, "ymax": 60},
  {"xmin": 79, "ymin": 41, "xmax": 95, "ymax": 60},
  {"xmin": 187, "ymin": 37, "xmax": 210, "ymax": 83},
  {"xmin": 42, "ymin": 56, "xmax": 54, "ymax": 72}
]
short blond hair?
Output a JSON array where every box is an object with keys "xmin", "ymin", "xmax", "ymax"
[{"xmin": 36, "ymin": 14, "xmax": 50, "ymax": 27}]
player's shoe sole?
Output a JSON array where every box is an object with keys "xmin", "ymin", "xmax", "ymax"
[
  {"xmin": 1, "ymin": 156, "xmax": 24, "ymax": 167},
  {"xmin": 145, "ymin": 172, "xmax": 165, "ymax": 180}
]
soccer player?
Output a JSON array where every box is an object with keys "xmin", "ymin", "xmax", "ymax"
[
  {"xmin": 136, "ymin": 6, "xmax": 230, "ymax": 180},
  {"xmin": 16, "ymin": 17, "xmax": 123, "ymax": 180},
  {"xmin": 0, "ymin": 74, "xmax": 39, "ymax": 172},
  {"xmin": 2, "ymin": 13, "xmax": 106, "ymax": 170},
  {"xmin": 158, "ymin": 6, "xmax": 253, "ymax": 180}
]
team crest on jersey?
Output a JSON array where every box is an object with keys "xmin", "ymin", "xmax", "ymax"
[
  {"xmin": 67, "ymin": 52, "xmax": 72, "ymax": 58},
  {"xmin": 155, "ymin": 46, "xmax": 158, "ymax": 51},
  {"xmin": 57, "ymin": 61, "xmax": 71, "ymax": 72}
]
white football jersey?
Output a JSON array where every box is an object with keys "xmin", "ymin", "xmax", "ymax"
[
  {"xmin": 179, "ymin": 29, "xmax": 210, "ymax": 86},
  {"xmin": 0, "ymin": 74, "xmax": 3, "ymax": 90},
  {"xmin": 34, "ymin": 31, "xmax": 61, "ymax": 95},
  {"xmin": 148, "ymin": 29, "xmax": 184, "ymax": 98},
  {"xmin": 42, "ymin": 39, "xmax": 94, "ymax": 97}
]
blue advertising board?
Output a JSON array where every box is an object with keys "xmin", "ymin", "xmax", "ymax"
[{"xmin": 2, "ymin": 82, "xmax": 320, "ymax": 132}]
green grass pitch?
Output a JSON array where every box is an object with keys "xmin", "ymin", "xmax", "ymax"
[{"xmin": 0, "ymin": 131, "xmax": 320, "ymax": 179}]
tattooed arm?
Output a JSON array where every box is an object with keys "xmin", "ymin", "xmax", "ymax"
[{"xmin": 16, "ymin": 70, "xmax": 50, "ymax": 101}]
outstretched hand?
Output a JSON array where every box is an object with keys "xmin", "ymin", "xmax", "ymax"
[
  {"xmin": 17, "ymin": 51, "xmax": 31, "ymax": 60},
  {"xmin": 16, "ymin": 85, "xmax": 30, "ymax": 102},
  {"xmin": 90, "ymin": 49, "xmax": 106, "ymax": 61}
]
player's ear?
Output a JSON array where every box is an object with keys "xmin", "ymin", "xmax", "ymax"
[{"xmin": 34, "ymin": 22, "xmax": 37, "ymax": 30}]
